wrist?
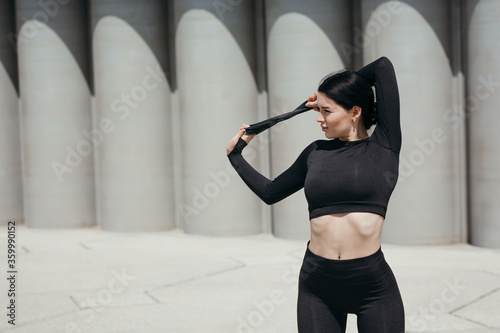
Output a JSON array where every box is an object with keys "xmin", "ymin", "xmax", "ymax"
[{"xmin": 228, "ymin": 138, "xmax": 248, "ymax": 156}]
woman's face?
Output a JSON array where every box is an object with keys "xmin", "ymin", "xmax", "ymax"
[{"xmin": 316, "ymin": 92, "xmax": 353, "ymax": 140}]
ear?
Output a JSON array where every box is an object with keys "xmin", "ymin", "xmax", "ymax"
[{"xmin": 351, "ymin": 106, "xmax": 362, "ymax": 122}]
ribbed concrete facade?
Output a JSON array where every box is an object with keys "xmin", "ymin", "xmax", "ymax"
[
  {"xmin": 175, "ymin": 0, "xmax": 262, "ymax": 236},
  {"xmin": 0, "ymin": 1, "xmax": 22, "ymax": 227},
  {"xmin": 466, "ymin": 0, "xmax": 500, "ymax": 248},
  {"xmin": 362, "ymin": 0, "xmax": 462, "ymax": 245},
  {"xmin": 265, "ymin": 0, "xmax": 352, "ymax": 239},
  {"xmin": 2, "ymin": 0, "xmax": 499, "ymax": 247},
  {"xmin": 17, "ymin": 0, "xmax": 95, "ymax": 228},
  {"xmin": 91, "ymin": 0, "xmax": 175, "ymax": 231}
]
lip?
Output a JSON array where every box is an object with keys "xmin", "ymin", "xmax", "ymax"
[{"xmin": 321, "ymin": 127, "xmax": 328, "ymax": 131}]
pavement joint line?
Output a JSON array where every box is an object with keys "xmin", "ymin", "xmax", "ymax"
[
  {"xmin": 69, "ymin": 295, "xmax": 84, "ymax": 310},
  {"xmin": 450, "ymin": 286, "xmax": 500, "ymax": 315},
  {"xmin": 79, "ymin": 242, "xmax": 91, "ymax": 250},
  {"xmin": 477, "ymin": 269, "xmax": 500, "ymax": 278},
  {"xmin": 69, "ymin": 296, "xmax": 87, "ymax": 310},
  {"xmin": 69, "ymin": 294, "xmax": 160, "ymax": 310},
  {"xmin": 391, "ymin": 265, "xmax": 500, "ymax": 275},
  {"xmin": 451, "ymin": 312, "xmax": 495, "ymax": 329},
  {"xmin": 1, "ymin": 308, "xmax": 80, "ymax": 332},
  {"xmin": 78, "ymin": 242, "xmax": 92, "ymax": 250},
  {"xmin": 143, "ymin": 290, "xmax": 163, "ymax": 304},
  {"xmin": 228, "ymin": 256, "xmax": 247, "ymax": 266},
  {"xmin": 147, "ymin": 262, "xmax": 247, "ymax": 293}
]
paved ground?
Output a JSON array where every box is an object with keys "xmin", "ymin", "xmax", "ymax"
[{"xmin": 0, "ymin": 224, "xmax": 499, "ymax": 333}]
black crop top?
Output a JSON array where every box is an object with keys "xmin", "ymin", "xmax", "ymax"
[{"xmin": 227, "ymin": 57, "xmax": 401, "ymax": 219}]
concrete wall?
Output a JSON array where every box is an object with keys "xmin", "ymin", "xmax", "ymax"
[
  {"xmin": 174, "ymin": 0, "xmax": 262, "ymax": 236},
  {"xmin": 265, "ymin": 0, "xmax": 351, "ymax": 239},
  {"xmin": 362, "ymin": 0, "xmax": 465, "ymax": 244},
  {"xmin": 91, "ymin": 0, "xmax": 174, "ymax": 231},
  {"xmin": 17, "ymin": 0, "xmax": 95, "ymax": 228},
  {"xmin": 8, "ymin": 0, "xmax": 500, "ymax": 247},
  {"xmin": 0, "ymin": 1, "xmax": 22, "ymax": 226},
  {"xmin": 466, "ymin": 0, "xmax": 500, "ymax": 247}
]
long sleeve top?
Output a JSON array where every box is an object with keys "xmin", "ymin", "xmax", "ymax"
[{"xmin": 227, "ymin": 57, "xmax": 401, "ymax": 219}]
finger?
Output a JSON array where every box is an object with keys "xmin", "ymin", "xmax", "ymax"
[
  {"xmin": 232, "ymin": 128, "xmax": 245, "ymax": 140},
  {"xmin": 233, "ymin": 125, "xmax": 249, "ymax": 140},
  {"xmin": 241, "ymin": 124, "xmax": 251, "ymax": 135}
]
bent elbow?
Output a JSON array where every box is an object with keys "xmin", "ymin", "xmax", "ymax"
[
  {"xmin": 262, "ymin": 197, "xmax": 278, "ymax": 205},
  {"xmin": 378, "ymin": 56, "xmax": 394, "ymax": 70},
  {"xmin": 260, "ymin": 194, "xmax": 280, "ymax": 205}
]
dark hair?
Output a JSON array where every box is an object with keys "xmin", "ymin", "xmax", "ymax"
[{"xmin": 317, "ymin": 70, "xmax": 377, "ymax": 129}]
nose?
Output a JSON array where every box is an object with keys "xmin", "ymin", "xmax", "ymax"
[{"xmin": 316, "ymin": 112, "xmax": 324, "ymax": 123}]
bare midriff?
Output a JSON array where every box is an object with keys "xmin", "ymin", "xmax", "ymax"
[{"xmin": 309, "ymin": 212, "xmax": 384, "ymax": 260}]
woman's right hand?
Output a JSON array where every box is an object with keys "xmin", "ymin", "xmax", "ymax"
[
  {"xmin": 226, "ymin": 124, "xmax": 256, "ymax": 155},
  {"xmin": 306, "ymin": 92, "xmax": 319, "ymax": 111}
]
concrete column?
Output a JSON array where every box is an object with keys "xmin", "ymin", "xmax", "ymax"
[
  {"xmin": 362, "ymin": 1, "xmax": 462, "ymax": 244},
  {"xmin": 91, "ymin": 0, "xmax": 174, "ymax": 231},
  {"xmin": 0, "ymin": 1, "xmax": 22, "ymax": 226},
  {"xmin": 174, "ymin": 0, "xmax": 261, "ymax": 236},
  {"xmin": 265, "ymin": 0, "xmax": 352, "ymax": 239},
  {"xmin": 466, "ymin": 0, "xmax": 500, "ymax": 248},
  {"xmin": 17, "ymin": 0, "xmax": 95, "ymax": 228},
  {"xmin": 255, "ymin": 0, "xmax": 273, "ymax": 234}
]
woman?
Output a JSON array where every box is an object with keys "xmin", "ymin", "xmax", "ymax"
[{"xmin": 226, "ymin": 56, "xmax": 404, "ymax": 332}]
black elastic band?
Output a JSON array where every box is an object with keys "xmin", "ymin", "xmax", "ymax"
[{"xmin": 244, "ymin": 100, "xmax": 312, "ymax": 135}]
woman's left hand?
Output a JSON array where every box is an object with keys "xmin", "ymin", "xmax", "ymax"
[{"xmin": 226, "ymin": 124, "xmax": 256, "ymax": 155}]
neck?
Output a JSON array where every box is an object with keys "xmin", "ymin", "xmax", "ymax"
[{"xmin": 339, "ymin": 127, "xmax": 369, "ymax": 142}]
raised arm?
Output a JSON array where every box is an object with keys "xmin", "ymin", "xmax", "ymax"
[
  {"xmin": 357, "ymin": 56, "xmax": 401, "ymax": 152},
  {"xmin": 227, "ymin": 138, "xmax": 315, "ymax": 205}
]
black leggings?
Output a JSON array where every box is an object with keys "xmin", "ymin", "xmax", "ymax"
[{"xmin": 297, "ymin": 243, "xmax": 405, "ymax": 332}]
